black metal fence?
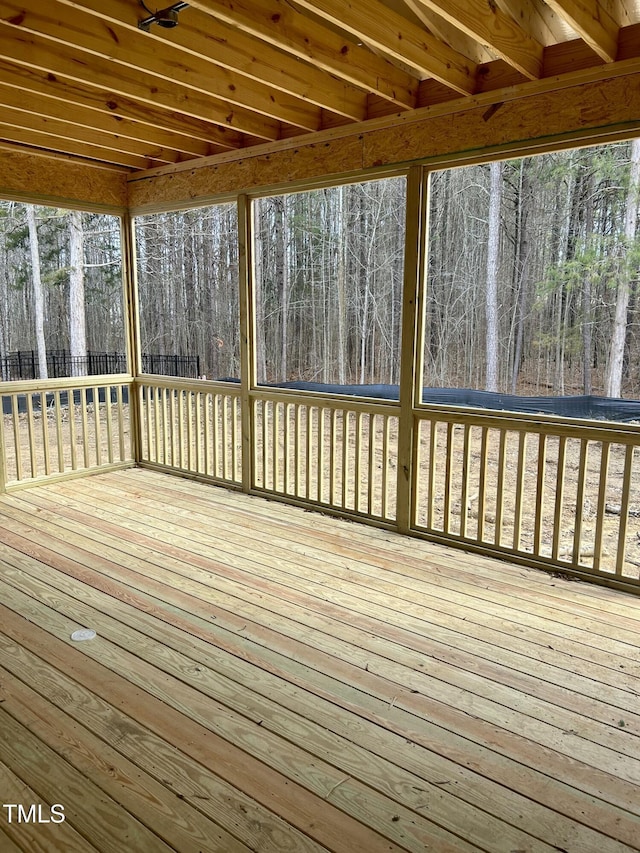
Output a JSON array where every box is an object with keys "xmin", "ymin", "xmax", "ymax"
[{"xmin": 1, "ymin": 350, "xmax": 201, "ymax": 381}]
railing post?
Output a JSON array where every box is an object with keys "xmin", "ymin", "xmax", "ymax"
[
  {"xmin": 0, "ymin": 392, "xmax": 6, "ymax": 493},
  {"xmin": 122, "ymin": 212, "xmax": 142, "ymax": 464},
  {"xmin": 396, "ymin": 165, "xmax": 429, "ymax": 534},
  {"xmin": 238, "ymin": 194, "xmax": 255, "ymax": 494}
]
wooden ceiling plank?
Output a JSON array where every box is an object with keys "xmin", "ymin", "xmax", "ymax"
[
  {"xmin": 0, "ymin": 25, "xmax": 280, "ymax": 140},
  {"xmin": 291, "ymin": 0, "xmax": 476, "ymax": 91},
  {"xmin": 0, "ymin": 103, "xmax": 177, "ymax": 163},
  {"xmin": 58, "ymin": 0, "xmax": 368, "ymax": 121},
  {"xmin": 0, "ymin": 123, "xmax": 155, "ymax": 169},
  {"xmin": 543, "ymin": 0, "xmax": 619, "ymax": 61},
  {"xmin": 0, "ymin": 59, "xmax": 241, "ymax": 152},
  {"xmin": 0, "ymin": 1, "xmax": 322, "ymax": 131},
  {"xmin": 401, "ymin": 0, "xmax": 496, "ymax": 63},
  {"xmin": 413, "ymin": 0, "xmax": 544, "ymax": 78},
  {"xmin": 186, "ymin": 0, "xmax": 418, "ymax": 106},
  {"xmin": 0, "ymin": 81, "xmax": 196, "ymax": 161},
  {"xmin": 495, "ymin": 0, "xmax": 569, "ymax": 46}
]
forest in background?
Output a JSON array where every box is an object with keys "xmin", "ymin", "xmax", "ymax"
[
  {"xmin": 0, "ymin": 203, "xmax": 123, "ymax": 380},
  {"xmin": 2, "ymin": 138, "xmax": 640, "ymax": 402}
]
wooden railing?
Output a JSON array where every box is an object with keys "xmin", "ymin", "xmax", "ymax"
[
  {"xmin": 0, "ymin": 376, "xmax": 133, "ymax": 489},
  {"xmin": 252, "ymin": 390, "xmax": 399, "ymax": 523},
  {"xmin": 3, "ymin": 371, "xmax": 639, "ymax": 590},
  {"xmin": 413, "ymin": 406, "xmax": 640, "ymax": 587},
  {"xmin": 137, "ymin": 376, "xmax": 242, "ymax": 486}
]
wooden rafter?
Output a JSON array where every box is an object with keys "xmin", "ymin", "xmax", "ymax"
[
  {"xmin": 0, "ymin": 1, "xmax": 321, "ymax": 132},
  {"xmin": 291, "ymin": 0, "xmax": 476, "ymax": 91},
  {"xmin": 0, "ymin": 25, "xmax": 279, "ymax": 140},
  {"xmin": 0, "ymin": 83, "xmax": 189, "ymax": 164},
  {"xmin": 401, "ymin": 0, "xmax": 496, "ymax": 63},
  {"xmin": 0, "ymin": 0, "xmax": 635, "ymax": 172},
  {"xmin": 57, "ymin": 0, "xmax": 370, "ymax": 121},
  {"xmin": 410, "ymin": 0, "xmax": 544, "ymax": 78},
  {"xmin": 0, "ymin": 60, "xmax": 242, "ymax": 152},
  {"xmin": 186, "ymin": 0, "xmax": 419, "ymax": 105},
  {"xmin": 544, "ymin": 0, "xmax": 620, "ymax": 61}
]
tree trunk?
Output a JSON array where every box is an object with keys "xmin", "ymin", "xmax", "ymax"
[
  {"xmin": 25, "ymin": 205, "xmax": 48, "ymax": 380},
  {"xmin": 606, "ymin": 138, "xmax": 640, "ymax": 397},
  {"xmin": 69, "ymin": 210, "xmax": 87, "ymax": 377},
  {"xmin": 582, "ymin": 168, "xmax": 594, "ymax": 395},
  {"xmin": 485, "ymin": 161, "xmax": 501, "ymax": 392}
]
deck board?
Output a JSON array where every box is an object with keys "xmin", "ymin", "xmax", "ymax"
[{"xmin": 0, "ymin": 468, "xmax": 640, "ymax": 852}]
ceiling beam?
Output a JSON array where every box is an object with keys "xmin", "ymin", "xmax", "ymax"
[
  {"xmin": 543, "ymin": 0, "xmax": 619, "ymax": 62},
  {"xmin": 0, "ymin": 103, "xmax": 176, "ymax": 165},
  {"xmin": 0, "ymin": 1, "xmax": 321, "ymax": 131},
  {"xmin": 411, "ymin": 0, "xmax": 544, "ymax": 78},
  {"xmin": 186, "ymin": 0, "xmax": 419, "ymax": 106},
  {"xmin": 0, "ymin": 77, "xmax": 213, "ymax": 159},
  {"xmin": 401, "ymin": 0, "xmax": 495, "ymax": 63},
  {"xmin": 58, "ymin": 0, "xmax": 370, "ymax": 121},
  {"xmin": 0, "ymin": 119, "xmax": 157, "ymax": 169},
  {"xmin": 291, "ymin": 0, "xmax": 476, "ymax": 92},
  {"xmin": 0, "ymin": 25, "xmax": 280, "ymax": 140},
  {"xmin": 0, "ymin": 59, "xmax": 241, "ymax": 152}
]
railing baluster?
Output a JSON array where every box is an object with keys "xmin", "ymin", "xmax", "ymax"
[
  {"xmin": 11, "ymin": 394, "xmax": 22, "ymax": 481},
  {"xmin": 381, "ymin": 415, "xmax": 390, "ymax": 521},
  {"xmin": 55, "ymin": 390, "xmax": 64, "ymax": 472},
  {"xmin": 443, "ymin": 422, "xmax": 454, "ymax": 534},
  {"xmin": 552, "ymin": 436, "xmax": 567, "ymax": 562},
  {"xmin": 460, "ymin": 423, "xmax": 471, "ymax": 539},
  {"xmin": 513, "ymin": 431, "xmax": 527, "ymax": 551},
  {"xmin": 40, "ymin": 392, "xmax": 51, "ymax": 476},
  {"xmin": 93, "ymin": 385, "xmax": 102, "ymax": 467},
  {"xmin": 494, "ymin": 429, "xmax": 508, "ymax": 546},
  {"xmin": 283, "ymin": 402, "xmax": 291, "ymax": 494},
  {"xmin": 341, "ymin": 410, "xmax": 350, "ymax": 509},
  {"xmin": 26, "ymin": 393, "xmax": 37, "ymax": 479},
  {"xmin": 477, "ymin": 426, "xmax": 489, "ymax": 543},
  {"xmin": 318, "ymin": 407, "xmax": 326, "ymax": 504},
  {"xmin": 572, "ymin": 439, "xmax": 589, "ymax": 566},
  {"xmin": 615, "ymin": 445, "xmax": 635, "ymax": 577},
  {"xmin": 306, "ymin": 406, "xmax": 313, "ymax": 500},
  {"xmin": 367, "ymin": 413, "xmax": 376, "ymax": 517},
  {"xmin": 117, "ymin": 384, "xmax": 125, "ymax": 463},
  {"xmin": 295, "ymin": 404, "xmax": 302, "ymax": 496},
  {"xmin": 105, "ymin": 385, "xmax": 114, "ymax": 464},
  {"xmin": 533, "ymin": 433, "xmax": 547, "ymax": 556},
  {"xmin": 194, "ymin": 391, "xmax": 202, "ymax": 473},
  {"xmin": 593, "ymin": 441, "xmax": 610, "ymax": 573},
  {"xmin": 426, "ymin": 420, "xmax": 437, "ymax": 531}
]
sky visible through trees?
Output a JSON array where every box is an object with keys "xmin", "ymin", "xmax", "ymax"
[{"xmin": 2, "ymin": 139, "xmax": 640, "ymax": 408}]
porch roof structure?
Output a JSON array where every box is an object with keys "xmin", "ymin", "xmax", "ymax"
[{"xmin": 0, "ymin": 0, "xmax": 638, "ymax": 208}]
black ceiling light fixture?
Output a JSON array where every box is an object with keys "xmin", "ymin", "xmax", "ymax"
[{"xmin": 138, "ymin": 1, "xmax": 189, "ymax": 32}]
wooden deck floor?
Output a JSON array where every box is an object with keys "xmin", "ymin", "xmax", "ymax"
[{"xmin": 0, "ymin": 470, "xmax": 640, "ymax": 852}]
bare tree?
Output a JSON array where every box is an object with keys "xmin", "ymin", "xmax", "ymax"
[
  {"xmin": 69, "ymin": 210, "xmax": 87, "ymax": 376},
  {"xmin": 25, "ymin": 204, "xmax": 47, "ymax": 380},
  {"xmin": 485, "ymin": 161, "xmax": 501, "ymax": 392},
  {"xmin": 606, "ymin": 138, "xmax": 640, "ymax": 397}
]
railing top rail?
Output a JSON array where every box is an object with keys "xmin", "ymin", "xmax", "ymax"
[
  {"xmin": 0, "ymin": 375, "xmax": 134, "ymax": 394},
  {"xmin": 415, "ymin": 402, "xmax": 640, "ymax": 441},
  {"xmin": 137, "ymin": 375, "xmax": 242, "ymax": 395},
  {"xmin": 250, "ymin": 385, "xmax": 400, "ymax": 415}
]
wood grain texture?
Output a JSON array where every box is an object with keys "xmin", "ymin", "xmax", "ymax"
[{"xmin": 1, "ymin": 468, "xmax": 640, "ymax": 851}]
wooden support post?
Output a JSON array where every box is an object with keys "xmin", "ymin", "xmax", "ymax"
[
  {"xmin": 396, "ymin": 165, "xmax": 428, "ymax": 534},
  {"xmin": 238, "ymin": 194, "xmax": 255, "ymax": 494},
  {"xmin": 0, "ymin": 391, "xmax": 6, "ymax": 493},
  {"xmin": 122, "ymin": 213, "xmax": 142, "ymax": 464}
]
